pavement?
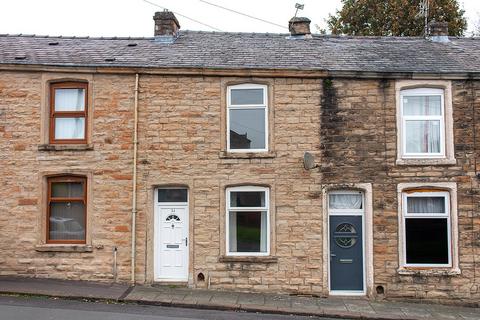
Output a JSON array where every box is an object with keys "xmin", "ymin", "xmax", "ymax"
[
  {"xmin": 0, "ymin": 295, "xmax": 323, "ymax": 320},
  {"xmin": 0, "ymin": 276, "xmax": 479, "ymax": 320}
]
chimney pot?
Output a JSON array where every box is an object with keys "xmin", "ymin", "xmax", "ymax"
[
  {"xmin": 289, "ymin": 17, "xmax": 311, "ymax": 37},
  {"xmin": 153, "ymin": 10, "xmax": 180, "ymax": 37},
  {"xmin": 428, "ymin": 21, "xmax": 449, "ymax": 42}
]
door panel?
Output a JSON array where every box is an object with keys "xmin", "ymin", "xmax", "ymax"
[
  {"xmin": 330, "ymin": 215, "xmax": 364, "ymax": 291},
  {"xmin": 155, "ymin": 205, "xmax": 188, "ymax": 280}
]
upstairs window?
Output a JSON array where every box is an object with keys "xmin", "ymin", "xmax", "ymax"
[
  {"xmin": 402, "ymin": 191, "xmax": 451, "ymax": 267},
  {"xmin": 47, "ymin": 176, "xmax": 87, "ymax": 243},
  {"xmin": 50, "ymin": 82, "xmax": 88, "ymax": 144},
  {"xmin": 400, "ymin": 88, "xmax": 445, "ymax": 158},
  {"xmin": 227, "ymin": 84, "xmax": 268, "ymax": 152},
  {"xmin": 226, "ymin": 186, "xmax": 269, "ymax": 255}
]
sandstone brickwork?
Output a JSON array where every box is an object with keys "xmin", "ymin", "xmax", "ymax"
[
  {"xmin": 0, "ymin": 70, "xmax": 479, "ymax": 305},
  {"xmin": 0, "ymin": 72, "xmax": 135, "ymax": 282}
]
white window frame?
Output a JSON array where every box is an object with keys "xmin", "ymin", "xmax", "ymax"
[
  {"xmin": 226, "ymin": 186, "xmax": 270, "ymax": 256},
  {"xmin": 226, "ymin": 84, "xmax": 268, "ymax": 153},
  {"xmin": 402, "ymin": 191, "xmax": 452, "ymax": 268},
  {"xmin": 400, "ymin": 88, "xmax": 445, "ymax": 158}
]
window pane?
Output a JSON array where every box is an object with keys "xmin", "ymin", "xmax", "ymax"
[
  {"xmin": 405, "ymin": 120, "xmax": 441, "ymax": 153},
  {"xmin": 55, "ymin": 88, "xmax": 85, "ymax": 111},
  {"xmin": 55, "ymin": 117, "xmax": 85, "ymax": 140},
  {"xmin": 51, "ymin": 182, "xmax": 84, "ymax": 198},
  {"xmin": 230, "ymin": 191, "xmax": 265, "ymax": 207},
  {"xmin": 158, "ymin": 188, "xmax": 188, "ymax": 202},
  {"xmin": 403, "ymin": 95, "xmax": 441, "ymax": 116},
  {"xmin": 407, "ymin": 196, "xmax": 446, "ymax": 214},
  {"xmin": 405, "ymin": 218, "xmax": 449, "ymax": 264},
  {"xmin": 230, "ymin": 88, "xmax": 264, "ymax": 105},
  {"xmin": 229, "ymin": 109, "xmax": 265, "ymax": 149},
  {"xmin": 329, "ymin": 193, "xmax": 362, "ymax": 209},
  {"xmin": 49, "ymin": 202, "xmax": 85, "ymax": 240},
  {"xmin": 229, "ymin": 211, "xmax": 267, "ymax": 253}
]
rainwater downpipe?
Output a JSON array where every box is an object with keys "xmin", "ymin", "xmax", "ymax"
[{"xmin": 131, "ymin": 73, "xmax": 139, "ymax": 284}]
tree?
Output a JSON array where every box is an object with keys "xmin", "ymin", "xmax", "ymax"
[{"xmin": 327, "ymin": 0, "xmax": 467, "ymax": 36}]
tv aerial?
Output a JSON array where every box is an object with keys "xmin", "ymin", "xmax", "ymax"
[{"xmin": 294, "ymin": 3, "xmax": 304, "ymax": 17}]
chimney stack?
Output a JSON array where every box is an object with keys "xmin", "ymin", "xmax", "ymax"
[
  {"xmin": 288, "ymin": 17, "xmax": 311, "ymax": 38},
  {"xmin": 428, "ymin": 21, "xmax": 449, "ymax": 43},
  {"xmin": 153, "ymin": 10, "xmax": 180, "ymax": 38}
]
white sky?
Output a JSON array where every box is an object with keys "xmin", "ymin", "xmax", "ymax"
[{"xmin": 0, "ymin": 0, "xmax": 478, "ymax": 37}]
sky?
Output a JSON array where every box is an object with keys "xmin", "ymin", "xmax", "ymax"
[{"xmin": 0, "ymin": 0, "xmax": 479, "ymax": 37}]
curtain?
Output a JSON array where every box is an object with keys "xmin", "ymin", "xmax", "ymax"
[
  {"xmin": 55, "ymin": 118, "xmax": 85, "ymax": 139},
  {"xmin": 229, "ymin": 211, "xmax": 237, "ymax": 252},
  {"xmin": 329, "ymin": 194, "xmax": 362, "ymax": 209},
  {"xmin": 49, "ymin": 202, "xmax": 85, "ymax": 240},
  {"xmin": 407, "ymin": 196, "xmax": 445, "ymax": 214},
  {"xmin": 51, "ymin": 182, "xmax": 83, "ymax": 198},
  {"xmin": 403, "ymin": 96, "xmax": 441, "ymax": 116},
  {"xmin": 55, "ymin": 89, "xmax": 85, "ymax": 111},
  {"xmin": 260, "ymin": 211, "xmax": 267, "ymax": 253},
  {"xmin": 405, "ymin": 120, "xmax": 440, "ymax": 153}
]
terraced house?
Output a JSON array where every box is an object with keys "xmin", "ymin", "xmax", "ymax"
[{"xmin": 0, "ymin": 11, "xmax": 479, "ymax": 305}]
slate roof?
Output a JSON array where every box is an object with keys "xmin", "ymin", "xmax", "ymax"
[{"xmin": 1, "ymin": 31, "xmax": 480, "ymax": 75}]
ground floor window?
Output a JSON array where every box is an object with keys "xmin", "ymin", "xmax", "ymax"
[
  {"xmin": 47, "ymin": 176, "xmax": 87, "ymax": 243},
  {"xmin": 226, "ymin": 186, "xmax": 269, "ymax": 255},
  {"xmin": 402, "ymin": 190, "xmax": 451, "ymax": 266}
]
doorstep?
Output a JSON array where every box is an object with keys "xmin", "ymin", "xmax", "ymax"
[{"xmin": 151, "ymin": 281, "xmax": 189, "ymax": 287}]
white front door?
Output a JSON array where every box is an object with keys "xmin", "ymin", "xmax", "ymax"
[{"xmin": 154, "ymin": 188, "xmax": 189, "ymax": 281}]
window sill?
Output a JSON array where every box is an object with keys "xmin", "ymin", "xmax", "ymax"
[
  {"xmin": 219, "ymin": 151, "xmax": 276, "ymax": 159},
  {"xmin": 396, "ymin": 158, "xmax": 456, "ymax": 166},
  {"xmin": 219, "ymin": 255, "xmax": 278, "ymax": 263},
  {"xmin": 35, "ymin": 244, "xmax": 93, "ymax": 253},
  {"xmin": 397, "ymin": 267, "xmax": 461, "ymax": 276},
  {"xmin": 38, "ymin": 144, "xmax": 94, "ymax": 151}
]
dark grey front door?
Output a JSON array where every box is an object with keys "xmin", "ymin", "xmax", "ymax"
[{"xmin": 330, "ymin": 215, "xmax": 364, "ymax": 291}]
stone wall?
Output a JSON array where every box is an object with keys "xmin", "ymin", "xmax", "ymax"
[
  {"xmin": 0, "ymin": 71, "xmax": 135, "ymax": 282},
  {"xmin": 135, "ymin": 76, "xmax": 323, "ymax": 293},
  {"xmin": 0, "ymin": 70, "xmax": 479, "ymax": 304},
  {"xmin": 319, "ymin": 79, "xmax": 480, "ymax": 304}
]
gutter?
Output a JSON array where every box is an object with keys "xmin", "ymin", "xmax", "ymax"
[
  {"xmin": 2, "ymin": 63, "xmax": 480, "ymax": 80},
  {"xmin": 131, "ymin": 73, "xmax": 139, "ymax": 284}
]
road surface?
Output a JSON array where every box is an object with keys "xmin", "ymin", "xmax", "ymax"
[{"xmin": 0, "ymin": 295, "xmax": 345, "ymax": 320}]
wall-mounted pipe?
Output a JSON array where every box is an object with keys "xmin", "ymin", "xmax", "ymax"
[
  {"xmin": 131, "ymin": 74, "xmax": 139, "ymax": 284},
  {"xmin": 113, "ymin": 246, "xmax": 118, "ymax": 282}
]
